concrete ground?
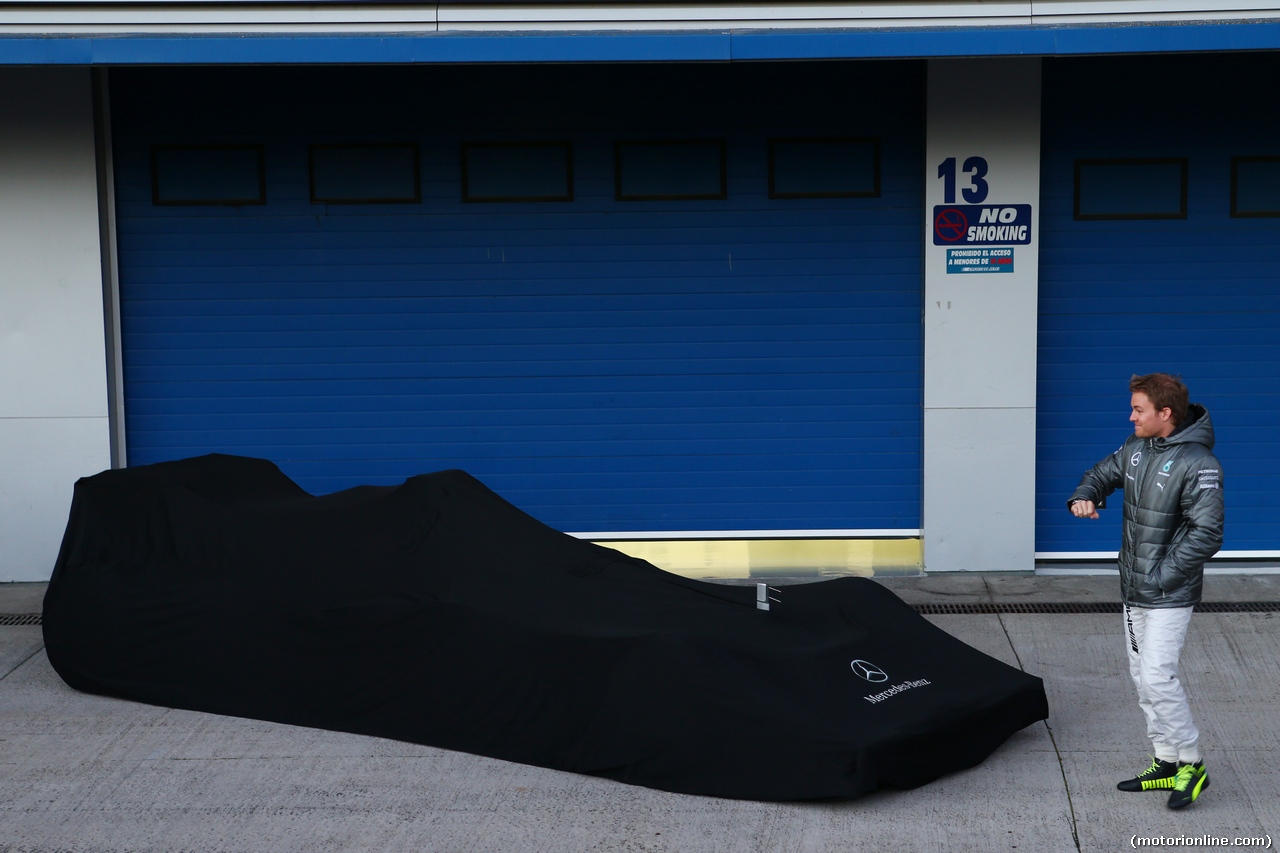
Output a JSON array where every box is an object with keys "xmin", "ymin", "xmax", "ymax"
[{"xmin": 2, "ymin": 574, "xmax": 1277, "ymax": 853}]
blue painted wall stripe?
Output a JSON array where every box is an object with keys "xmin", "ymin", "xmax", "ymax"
[{"xmin": 6, "ymin": 20, "xmax": 1280, "ymax": 66}]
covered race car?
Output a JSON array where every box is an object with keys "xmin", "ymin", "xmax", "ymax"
[{"xmin": 44, "ymin": 454, "xmax": 1047, "ymax": 800}]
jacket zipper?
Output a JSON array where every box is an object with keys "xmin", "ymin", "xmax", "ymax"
[
  {"xmin": 1144, "ymin": 438, "xmax": 1174, "ymax": 600},
  {"xmin": 1130, "ymin": 438, "xmax": 1168, "ymax": 600}
]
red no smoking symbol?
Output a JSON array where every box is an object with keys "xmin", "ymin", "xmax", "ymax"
[{"xmin": 934, "ymin": 208, "xmax": 968, "ymax": 243}]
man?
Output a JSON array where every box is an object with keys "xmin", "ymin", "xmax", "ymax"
[{"xmin": 1068, "ymin": 373, "xmax": 1223, "ymax": 810}]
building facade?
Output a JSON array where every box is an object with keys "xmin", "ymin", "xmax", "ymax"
[{"xmin": 2, "ymin": 4, "xmax": 1278, "ymax": 581}]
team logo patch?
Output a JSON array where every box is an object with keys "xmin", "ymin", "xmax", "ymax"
[{"xmin": 1131, "ymin": 451, "xmax": 1142, "ymax": 467}]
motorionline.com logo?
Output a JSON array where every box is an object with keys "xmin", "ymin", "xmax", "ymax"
[{"xmin": 1131, "ymin": 835, "xmax": 1272, "ymax": 848}]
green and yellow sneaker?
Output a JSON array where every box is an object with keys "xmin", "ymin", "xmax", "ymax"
[
  {"xmin": 1167, "ymin": 762, "xmax": 1209, "ymax": 809},
  {"xmin": 1118, "ymin": 758, "xmax": 1179, "ymax": 792}
]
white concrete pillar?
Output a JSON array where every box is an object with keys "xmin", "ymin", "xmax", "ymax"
[
  {"xmin": 0, "ymin": 67, "xmax": 111, "ymax": 582},
  {"xmin": 922, "ymin": 58, "xmax": 1041, "ymax": 572}
]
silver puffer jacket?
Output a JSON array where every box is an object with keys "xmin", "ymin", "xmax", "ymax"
[{"xmin": 1068, "ymin": 404, "xmax": 1224, "ymax": 608}]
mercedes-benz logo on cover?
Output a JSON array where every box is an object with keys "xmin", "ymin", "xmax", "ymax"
[{"xmin": 850, "ymin": 660, "xmax": 888, "ymax": 682}]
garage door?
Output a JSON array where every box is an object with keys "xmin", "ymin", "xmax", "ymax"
[
  {"xmin": 111, "ymin": 61, "xmax": 925, "ymax": 535},
  {"xmin": 1037, "ymin": 53, "xmax": 1280, "ymax": 556}
]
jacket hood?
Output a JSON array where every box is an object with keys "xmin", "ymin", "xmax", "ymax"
[{"xmin": 1157, "ymin": 403, "xmax": 1214, "ymax": 452}]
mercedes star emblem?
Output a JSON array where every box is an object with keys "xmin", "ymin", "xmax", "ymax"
[{"xmin": 850, "ymin": 659, "xmax": 888, "ymax": 682}]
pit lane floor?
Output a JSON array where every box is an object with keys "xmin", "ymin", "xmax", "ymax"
[{"xmin": 2, "ymin": 573, "xmax": 1277, "ymax": 853}]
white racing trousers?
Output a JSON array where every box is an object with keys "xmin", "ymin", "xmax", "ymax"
[{"xmin": 1124, "ymin": 604, "xmax": 1200, "ymax": 764}]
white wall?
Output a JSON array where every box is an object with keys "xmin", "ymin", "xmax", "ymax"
[
  {"xmin": 0, "ymin": 67, "xmax": 111, "ymax": 583},
  {"xmin": 922, "ymin": 57, "xmax": 1041, "ymax": 572}
]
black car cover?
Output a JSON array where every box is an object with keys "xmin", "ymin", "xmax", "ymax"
[{"xmin": 43, "ymin": 454, "xmax": 1048, "ymax": 801}]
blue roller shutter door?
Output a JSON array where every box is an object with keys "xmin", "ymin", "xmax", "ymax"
[
  {"xmin": 112, "ymin": 62, "xmax": 924, "ymax": 534},
  {"xmin": 1037, "ymin": 54, "xmax": 1280, "ymax": 555}
]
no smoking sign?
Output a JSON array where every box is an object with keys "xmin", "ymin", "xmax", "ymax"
[{"xmin": 932, "ymin": 204, "xmax": 1032, "ymax": 246}]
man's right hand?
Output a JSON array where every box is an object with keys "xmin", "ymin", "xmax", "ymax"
[{"xmin": 1070, "ymin": 499, "xmax": 1099, "ymax": 519}]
